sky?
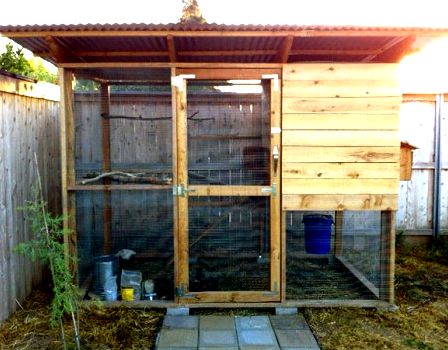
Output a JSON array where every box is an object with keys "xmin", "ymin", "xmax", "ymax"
[{"xmin": 0, "ymin": 0, "xmax": 448, "ymax": 27}]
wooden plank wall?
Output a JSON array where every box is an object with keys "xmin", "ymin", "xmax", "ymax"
[
  {"xmin": 0, "ymin": 74, "xmax": 60, "ymax": 323},
  {"xmin": 282, "ymin": 64, "xmax": 401, "ymax": 211}
]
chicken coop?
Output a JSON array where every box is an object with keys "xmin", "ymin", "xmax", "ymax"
[{"xmin": 2, "ymin": 23, "xmax": 440, "ymax": 308}]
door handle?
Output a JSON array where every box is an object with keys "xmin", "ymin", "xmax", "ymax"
[{"xmin": 272, "ymin": 145, "xmax": 279, "ymax": 176}]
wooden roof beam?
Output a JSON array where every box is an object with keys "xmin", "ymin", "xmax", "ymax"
[
  {"xmin": 277, "ymin": 35, "xmax": 294, "ymax": 63},
  {"xmin": 362, "ymin": 36, "xmax": 410, "ymax": 62},
  {"xmin": 45, "ymin": 36, "xmax": 82, "ymax": 63},
  {"xmin": 290, "ymin": 48, "xmax": 382, "ymax": 56},
  {"xmin": 167, "ymin": 35, "xmax": 177, "ymax": 62}
]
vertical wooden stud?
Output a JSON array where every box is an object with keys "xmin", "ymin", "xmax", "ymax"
[
  {"xmin": 100, "ymin": 83, "xmax": 112, "ymax": 254},
  {"xmin": 270, "ymin": 77, "xmax": 281, "ymax": 295},
  {"xmin": 171, "ymin": 68, "xmax": 180, "ymax": 301},
  {"xmin": 59, "ymin": 68, "xmax": 77, "ymax": 280},
  {"xmin": 380, "ymin": 210, "xmax": 396, "ymax": 303},
  {"xmin": 281, "ymin": 211, "xmax": 287, "ymax": 302},
  {"xmin": 334, "ymin": 211, "xmax": 343, "ymax": 257},
  {"xmin": 175, "ymin": 76, "xmax": 189, "ymax": 299}
]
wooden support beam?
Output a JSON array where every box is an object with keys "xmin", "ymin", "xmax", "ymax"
[
  {"xmin": 178, "ymin": 49, "xmax": 277, "ymax": 57},
  {"xmin": 167, "ymin": 35, "xmax": 177, "ymax": 62},
  {"xmin": 100, "ymin": 83, "xmax": 112, "ymax": 254},
  {"xmin": 277, "ymin": 35, "xmax": 294, "ymax": 63},
  {"xmin": 362, "ymin": 36, "xmax": 409, "ymax": 62},
  {"xmin": 45, "ymin": 36, "xmax": 80, "ymax": 62},
  {"xmin": 290, "ymin": 48, "xmax": 381, "ymax": 56},
  {"xmin": 59, "ymin": 68, "xmax": 78, "ymax": 280},
  {"xmin": 60, "ymin": 62, "xmax": 282, "ymax": 69},
  {"xmin": 380, "ymin": 210, "xmax": 396, "ymax": 303}
]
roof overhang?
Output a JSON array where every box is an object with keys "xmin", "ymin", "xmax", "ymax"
[{"xmin": 1, "ymin": 23, "xmax": 447, "ymax": 67}]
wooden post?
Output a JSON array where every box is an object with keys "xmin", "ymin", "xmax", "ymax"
[
  {"xmin": 175, "ymin": 75, "xmax": 189, "ymax": 299},
  {"xmin": 171, "ymin": 68, "xmax": 180, "ymax": 300},
  {"xmin": 270, "ymin": 78, "xmax": 281, "ymax": 295},
  {"xmin": 380, "ymin": 210, "xmax": 396, "ymax": 303},
  {"xmin": 334, "ymin": 211, "xmax": 343, "ymax": 257},
  {"xmin": 59, "ymin": 68, "xmax": 77, "ymax": 280},
  {"xmin": 100, "ymin": 83, "xmax": 112, "ymax": 254},
  {"xmin": 281, "ymin": 212, "xmax": 287, "ymax": 302}
]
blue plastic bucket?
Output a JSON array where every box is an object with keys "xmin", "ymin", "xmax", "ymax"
[{"xmin": 303, "ymin": 214, "xmax": 334, "ymax": 254}]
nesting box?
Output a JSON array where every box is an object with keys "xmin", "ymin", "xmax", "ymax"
[{"xmin": 400, "ymin": 142, "xmax": 418, "ymax": 181}]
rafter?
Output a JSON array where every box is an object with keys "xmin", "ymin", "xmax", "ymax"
[
  {"xmin": 277, "ymin": 35, "xmax": 294, "ymax": 63},
  {"xmin": 45, "ymin": 36, "xmax": 81, "ymax": 63},
  {"xmin": 167, "ymin": 35, "xmax": 177, "ymax": 62},
  {"xmin": 362, "ymin": 36, "xmax": 410, "ymax": 62}
]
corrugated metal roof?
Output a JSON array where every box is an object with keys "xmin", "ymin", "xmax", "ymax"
[
  {"xmin": 1, "ymin": 22, "xmax": 447, "ymax": 33},
  {"xmin": 1, "ymin": 22, "xmax": 445, "ymax": 69}
]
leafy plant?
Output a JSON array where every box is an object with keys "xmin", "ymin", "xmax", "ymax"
[
  {"xmin": 15, "ymin": 155, "xmax": 81, "ymax": 350},
  {"xmin": 0, "ymin": 43, "xmax": 33, "ymax": 76},
  {"xmin": 0, "ymin": 43, "xmax": 57, "ymax": 83}
]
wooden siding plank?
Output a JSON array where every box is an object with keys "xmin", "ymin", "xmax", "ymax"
[
  {"xmin": 283, "ymin": 63, "xmax": 398, "ymax": 81},
  {"xmin": 283, "ymin": 178, "xmax": 399, "ymax": 195},
  {"xmin": 283, "ymin": 130, "xmax": 399, "ymax": 147},
  {"xmin": 282, "ymin": 194, "xmax": 398, "ymax": 211},
  {"xmin": 282, "ymin": 146, "xmax": 399, "ymax": 163},
  {"xmin": 283, "ymin": 97, "xmax": 402, "ymax": 114},
  {"xmin": 282, "ymin": 113, "xmax": 399, "ymax": 130},
  {"xmin": 282, "ymin": 79, "xmax": 399, "ymax": 98},
  {"xmin": 282, "ymin": 162, "xmax": 399, "ymax": 179}
]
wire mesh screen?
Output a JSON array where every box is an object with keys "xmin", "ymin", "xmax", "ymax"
[
  {"xmin": 74, "ymin": 77, "xmax": 173, "ymax": 184},
  {"xmin": 286, "ymin": 211, "xmax": 383, "ymax": 300},
  {"xmin": 188, "ymin": 196, "xmax": 270, "ymax": 292},
  {"xmin": 186, "ymin": 80, "xmax": 271, "ymax": 185},
  {"xmin": 76, "ymin": 190, "xmax": 174, "ymax": 300}
]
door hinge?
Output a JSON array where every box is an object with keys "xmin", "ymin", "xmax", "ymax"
[
  {"xmin": 173, "ymin": 184, "xmax": 195, "ymax": 197},
  {"xmin": 175, "ymin": 284, "xmax": 194, "ymax": 298},
  {"xmin": 261, "ymin": 183, "xmax": 277, "ymax": 196}
]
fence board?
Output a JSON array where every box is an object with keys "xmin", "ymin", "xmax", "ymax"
[{"xmin": 0, "ymin": 74, "xmax": 60, "ymax": 323}]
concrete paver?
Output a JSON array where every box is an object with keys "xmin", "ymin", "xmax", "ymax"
[
  {"xmin": 164, "ymin": 315, "xmax": 199, "ymax": 329},
  {"xmin": 156, "ymin": 313, "xmax": 320, "ymax": 350},
  {"xmin": 157, "ymin": 328, "xmax": 198, "ymax": 348},
  {"xmin": 270, "ymin": 315, "xmax": 310, "ymax": 330}
]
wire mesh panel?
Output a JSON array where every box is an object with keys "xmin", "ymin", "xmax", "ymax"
[
  {"xmin": 188, "ymin": 196, "xmax": 270, "ymax": 292},
  {"xmin": 76, "ymin": 190, "xmax": 174, "ymax": 300},
  {"xmin": 286, "ymin": 211, "xmax": 383, "ymax": 301},
  {"xmin": 73, "ymin": 76, "xmax": 173, "ymax": 184},
  {"xmin": 186, "ymin": 81, "xmax": 271, "ymax": 185}
]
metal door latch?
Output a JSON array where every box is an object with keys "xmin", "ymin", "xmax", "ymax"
[{"xmin": 261, "ymin": 183, "xmax": 277, "ymax": 196}]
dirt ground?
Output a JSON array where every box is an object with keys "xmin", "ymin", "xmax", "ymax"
[{"xmin": 1, "ymin": 242, "xmax": 447, "ymax": 350}]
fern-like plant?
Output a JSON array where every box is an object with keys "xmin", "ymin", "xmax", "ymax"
[{"xmin": 15, "ymin": 155, "xmax": 81, "ymax": 350}]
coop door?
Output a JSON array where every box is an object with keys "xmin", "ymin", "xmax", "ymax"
[{"xmin": 173, "ymin": 70, "xmax": 281, "ymax": 303}]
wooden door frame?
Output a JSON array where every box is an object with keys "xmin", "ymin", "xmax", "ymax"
[{"xmin": 173, "ymin": 68, "xmax": 282, "ymax": 303}]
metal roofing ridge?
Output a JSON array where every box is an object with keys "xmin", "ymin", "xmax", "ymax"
[{"xmin": 1, "ymin": 22, "xmax": 448, "ymax": 32}]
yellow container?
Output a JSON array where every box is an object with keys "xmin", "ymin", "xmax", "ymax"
[{"xmin": 121, "ymin": 287, "xmax": 134, "ymax": 301}]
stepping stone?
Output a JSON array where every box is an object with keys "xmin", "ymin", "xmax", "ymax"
[
  {"xmin": 199, "ymin": 329, "xmax": 238, "ymax": 347},
  {"xmin": 163, "ymin": 315, "xmax": 198, "ymax": 329},
  {"xmin": 236, "ymin": 316, "xmax": 279, "ymax": 349},
  {"xmin": 274, "ymin": 329, "xmax": 320, "ymax": 350},
  {"xmin": 157, "ymin": 328, "xmax": 198, "ymax": 348},
  {"xmin": 270, "ymin": 315, "xmax": 310, "ymax": 330},
  {"xmin": 200, "ymin": 315, "xmax": 236, "ymax": 330}
]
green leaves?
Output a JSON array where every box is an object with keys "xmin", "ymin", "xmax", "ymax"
[{"xmin": 0, "ymin": 43, "xmax": 57, "ymax": 83}]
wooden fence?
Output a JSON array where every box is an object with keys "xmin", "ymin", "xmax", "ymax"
[
  {"xmin": 0, "ymin": 72, "xmax": 60, "ymax": 323},
  {"xmin": 397, "ymin": 95, "xmax": 448, "ymax": 236}
]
